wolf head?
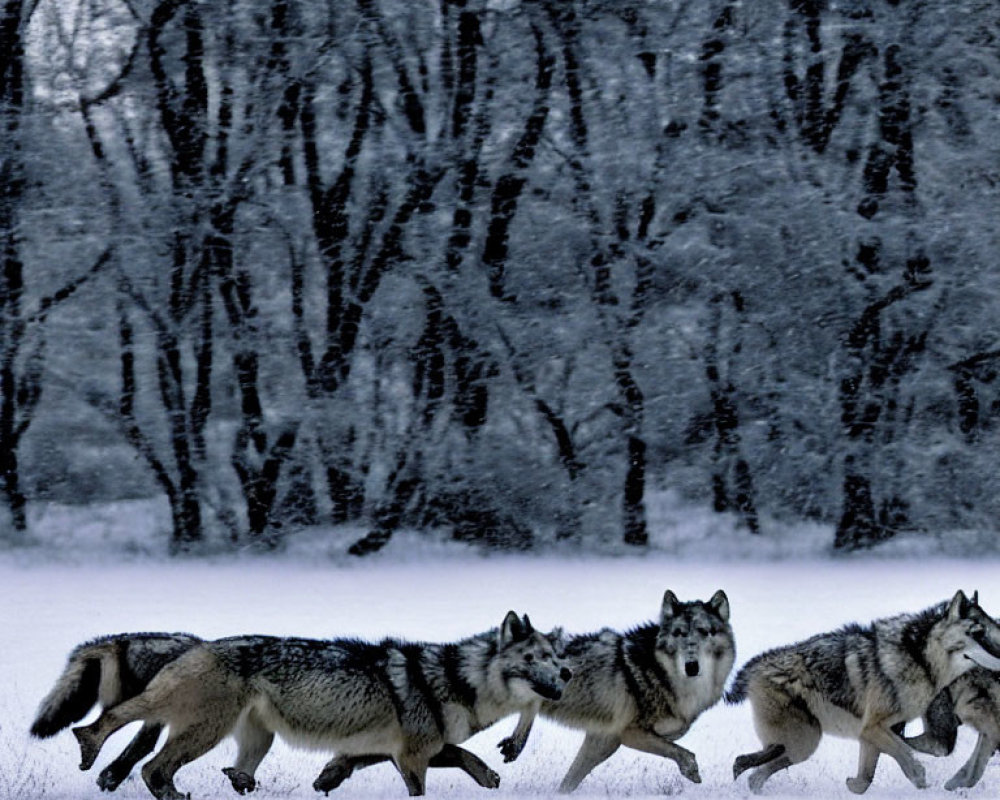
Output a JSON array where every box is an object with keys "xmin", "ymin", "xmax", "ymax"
[
  {"xmin": 498, "ymin": 611, "xmax": 573, "ymax": 703},
  {"xmin": 655, "ymin": 589, "xmax": 732, "ymax": 680},
  {"xmin": 937, "ymin": 590, "xmax": 1000, "ymax": 682}
]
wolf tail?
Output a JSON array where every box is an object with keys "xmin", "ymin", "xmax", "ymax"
[
  {"xmin": 724, "ymin": 678, "xmax": 747, "ymax": 704},
  {"xmin": 724, "ymin": 665, "xmax": 752, "ymax": 705},
  {"xmin": 724, "ymin": 648, "xmax": 775, "ymax": 705},
  {"xmin": 30, "ymin": 641, "xmax": 115, "ymax": 738}
]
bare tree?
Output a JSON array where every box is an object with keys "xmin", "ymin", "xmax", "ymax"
[{"xmin": 0, "ymin": 0, "xmax": 31, "ymax": 532}]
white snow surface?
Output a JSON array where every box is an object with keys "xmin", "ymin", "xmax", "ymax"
[{"xmin": 4, "ymin": 553, "xmax": 1000, "ymax": 799}]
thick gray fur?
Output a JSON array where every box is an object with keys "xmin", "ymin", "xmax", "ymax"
[
  {"xmin": 728, "ymin": 590, "xmax": 1000, "ymax": 795},
  {"xmin": 72, "ymin": 611, "xmax": 571, "ymax": 800}
]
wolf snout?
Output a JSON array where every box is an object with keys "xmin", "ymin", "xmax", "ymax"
[
  {"xmin": 560, "ymin": 667, "xmax": 573, "ymax": 682},
  {"xmin": 685, "ymin": 660, "xmax": 700, "ymax": 677},
  {"xmin": 538, "ymin": 683, "xmax": 563, "ymax": 701}
]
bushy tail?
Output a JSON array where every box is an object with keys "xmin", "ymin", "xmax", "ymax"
[
  {"xmin": 30, "ymin": 646, "xmax": 104, "ymax": 738},
  {"xmin": 724, "ymin": 667, "xmax": 750, "ymax": 705}
]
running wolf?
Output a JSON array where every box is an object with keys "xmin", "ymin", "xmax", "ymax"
[
  {"xmin": 901, "ymin": 667, "xmax": 1000, "ymax": 790},
  {"xmin": 72, "ymin": 612, "xmax": 572, "ymax": 799},
  {"xmin": 497, "ymin": 589, "xmax": 734, "ymax": 793},
  {"xmin": 728, "ymin": 590, "xmax": 1000, "ymax": 794},
  {"xmin": 30, "ymin": 632, "xmax": 201, "ymax": 791},
  {"xmin": 32, "ymin": 631, "xmax": 526, "ymax": 796},
  {"xmin": 31, "ymin": 633, "xmax": 530, "ymax": 794}
]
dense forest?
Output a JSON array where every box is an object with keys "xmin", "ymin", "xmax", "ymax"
[{"xmin": 1, "ymin": 0, "xmax": 998, "ymax": 554}]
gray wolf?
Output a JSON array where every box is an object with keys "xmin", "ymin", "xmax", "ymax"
[
  {"xmin": 902, "ymin": 667, "xmax": 1000, "ymax": 790},
  {"xmin": 728, "ymin": 590, "xmax": 1000, "ymax": 794},
  {"xmin": 30, "ymin": 632, "xmax": 201, "ymax": 791},
  {"xmin": 72, "ymin": 612, "xmax": 571, "ymax": 799},
  {"xmin": 501, "ymin": 589, "xmax": 734, "ymax": 793},
  {"xmin": 32, "ymin": 632, "xmax": 502, "ymax": 795}
]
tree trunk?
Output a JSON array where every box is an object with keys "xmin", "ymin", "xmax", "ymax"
[
  {"xmin": 835, "ymin": 255, "xmax": 931, "ymax": 551},
  {"xmin": 0, "ymin": 433, "xmax": 26, "ymax": 531},
  {"xmin": 0, "ymin": 0, "xmax": 27, "ymax": 533},
  {"xmin": 704, "ymin": 292, "xmax": 760, "ymax": 534}
]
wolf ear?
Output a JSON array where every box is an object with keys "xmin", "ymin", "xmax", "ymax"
[
  {"xmin": 500, "ymin": 610, "xmax": 526, "ymax": 645},
  {"xmin": 972, "ymin": 590, "xmax": 980, "ymax": 607},
  {"xmin": 521, "ymin": 614, "xmax": 535, "ymax": 634},
  {"xmin": 708, "ymin": 589, "xmax": 730, "ymax": 622},
  {"xmin": 947, "ymin": 590, "xmax": 970, "ymax": 621},
  {"xmin": 546, "ymin": 626, "xmax": 568, "ymax": 656},
  {"xmin": 661, "ymin": 590, "xmax": 682, "ymax": 623}
]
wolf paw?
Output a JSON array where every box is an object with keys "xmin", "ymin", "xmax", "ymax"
[
  {"xmin": 944, "ymin": 770, "xmax": 974, "ymax": 792},
  {"xmin": 144, "ymin": 768, "xmax": 190, "ymax": 800},
  {"xmin": 481, "ymin": 767, "xmax": 501, "ymax": 789},
  {"xmin": 97, "ymin": 766, "xmax": 125, "ymax": 792},
  {"xmin": 678, "ymin": 756, "xmax": 701, "ymax": 784},
  {"xmin": 846, "ymin": 776, "xmax": 872, "ymax": 794},
  {"xmin": 944, "ymin": 774, "xmax": 969, "ymax": 792},
  {"xmin": 497, "ymin": 736, "xmax": 525, "ymax": 763},
  {"xmin": 747, "ymin": 769, "xmax": 771, "ymax": 795},
  {"xmin": 222, "ymin": 767, "xmax": 256, "ymax": 794},
  {"xmin": 908, "ymin": 763, "xmax": 927, "ymax": 790},
  {"xmin": 733, "ymin": 754, "xmax": 755, "ymax": 780}
]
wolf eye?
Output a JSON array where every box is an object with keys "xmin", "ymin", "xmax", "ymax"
[
  {"xmin": 697, "ymin": 627, "xmax": 709, "ymax": 637},
  {"xmin": 672, "ymin": 630, "xmax": 683, "ymax": 638},
  {"xmin": 524, "ymin": 653, "xmax": 534, "ymax": 663}
]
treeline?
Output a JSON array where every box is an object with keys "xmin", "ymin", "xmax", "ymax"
[{"xmin": 2, "ymin": 0, "xmax": 998, "ymax": 553}]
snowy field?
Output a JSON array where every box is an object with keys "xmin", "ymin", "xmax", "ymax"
[{"xmin": 4, "ymin": 553, "xmax": 1000, "ymax": 800}]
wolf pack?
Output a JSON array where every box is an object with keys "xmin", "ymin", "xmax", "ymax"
[{"xmin": 29, "ymin": 588, "xmax": 1000, "ymax": 798}]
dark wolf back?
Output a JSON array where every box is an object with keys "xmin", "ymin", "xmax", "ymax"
[
  {"xmin": 726, "ymin": 603, "xmax": 951, "ymax": 708},
  {"xmin": 206, "ymin": 635, "xmax": 447, "ymax": 740},
  {"xmin": 209, "ymin": 635, "xmax": 391, "ymax": 680},
  {"xmin": 31, "ymin": 632, "xmax": 199, "ymax": 738},
  {"xmin": 726, "ymin": 624, "xmax": 874, "ymax": 707}
]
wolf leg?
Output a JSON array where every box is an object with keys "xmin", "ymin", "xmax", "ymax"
[
  {"xmin": 733, "ymin": 743, "xmax": 785, "ymax": 780},
  {"xmin": 620, "ymin": 728, "xmax": 700, "ymax": 783},
  {"xmin": 748, "ymin": 755, "xmax": 793, "ymax": 794},
  {"xmin": 558, "ymin": 734, "xmax": 621, "ymax": 793},
  {"xmin": 857, "ymin": 725, "xmax": 925, "ymax": 789},
  {"xmin": 945, "ymin": 731, "xmax": 999, "ymax": 790},
  {"xmin": 222, "ymin": 708, "xmax": 275, "ymax": 794},
  {"xmin": 313, "ymin": 755, "xmax": 389, "ymax": 794},
  {"xmin": 97, "ymin": 722, "xmax": 163, "ymax": 792},
  {"xmin": 946, "ymin": 678, "xmax": 1000, "ymax": 789},
  {"xmin": 393, "ymin": 755, "xmax": 429, "ymax": 797},
  {"xmin": 430, "ymin": 744, "xmax": 500, "ymax": 789},
  {"xmin": 312, "ymin": 746, "xmax": 497, "ymax": 794},
  {"xmin": 142, "ymin": 715, "xmax": 240, "ymax": 800},
  {"xmin": 497, "ymin": 710, "xmax": 535, "ymax": 762},
  {"xmin": 740, "ymin": 684, "xmax": 821, "ymax": 791},
  {"xmin": 74, "ymin": 694, "xmax": 157, "ymax": 771},
  {"xmin": 846, "ymin": 739, "xmax": 879, "ymax": 794},
  {"xmin": 75, "ymin": 649, "xmax": 224, "ymax": 773}
]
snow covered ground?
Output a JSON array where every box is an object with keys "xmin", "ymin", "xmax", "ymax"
[{"xmin": 4, "ymin": 553, "xmax": 1000, "ymax": 799}]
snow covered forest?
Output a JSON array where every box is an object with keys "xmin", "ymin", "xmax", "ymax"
[{"xmin": 2, "ymin": 0, "xmax": 999, "ymax": 555}]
